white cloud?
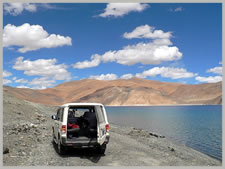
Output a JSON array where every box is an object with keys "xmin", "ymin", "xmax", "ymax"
[
  {"xmin": 72, "ymin": 54, "xmax": 101, "ymax": 69},
  {"xmin": 3, "ymin": 71, "xmax": 13, "ymax": 85},
  {"xmin": 3, "ymin": 70, "xmax": 12, "ymax": 77},
  {"xmin": 15, "ymin": 78, "xmax": 28, "ymax": 84},
  {"xmin": 13, "ymin": 57, "xmax": 71, "ymax": 81},
  {"xmin": 12, "ymin": 57, "xmax": 72, "ymax": 89},
  {"xmin": 99, "ymin": 3, "xmax": 149, "ymax": 17},
  {"xmin": 74, "ymin": 41, "xmax": 182, "ymax": 69},
  {"xmin": 138, "ymin": 65, "xmax": 145, "ymax": 69},
  {"xmin": 3, "ymin": 23, "xmax": 72, "ymax": 53},
  {"xmin": 3, "ymin": 79, "xmax": 12, "ymax": 85},
  {"xmin": 169, "ymin": 7, "xmax": 183, "ymax": 12},
  {"xmin": 174, "ymin": 7, "xmax": 183, "ymax": 12},
  {"xmin": 39, "ymin": 3, "xmax": 57, "ymax": 9},
  {"xmin": 16, "ymin": 85, "xmax": 30, "ymax": 89},
  {"xmin": 195, "ymin": 76, "xmax": 222, "ymax": 83},
  {"xmin": 89, "ymin": 73, "xmax": 118, "ymax": 80},
  {"xmin": 16, "ymin": 77, "xmax": 57, "ymax": 89},
  {"xmin": 73, "ymin": 25, "xmax": 182, "ymax": 69},
  {"xmin": 4, "ymin": 3, "xmax": 37, "ymax": 16},
  {"xmin": 3, "ymin": 3, "xmax": 57, "ymax": 16},
  {"xmin": 28, "ymin": 77, "xmax": 56, "ymax": 89},
  {"xmin": 136, "ymin": 67, "xmax": 197, "ymax": 79},
  {"xmin": 123, "ymin": 25, "xmax": 172, "ymax": 39},
  {"xmin": 207, "ymin": 66, "xmax": 222, "ymax": 75},
  {"xmin": 120, "ymin": 73, "xmax": 133, "ymax": 79}
]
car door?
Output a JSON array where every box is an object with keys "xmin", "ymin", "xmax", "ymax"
[
  {"xmin": 55, "ymin": 108, "xmax": 61, "ymax": 140},
  {"xmin": 95, "ymin": 105, "xmax": 107, "ymax": 145},
  {"xmin": 58, "ymin": 108, "xmax": 64, "ymax": 138}
]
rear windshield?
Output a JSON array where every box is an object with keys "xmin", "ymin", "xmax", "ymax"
[{"xmin": 68, "ymin": 106, "xmax": 95, "ymax": 117}]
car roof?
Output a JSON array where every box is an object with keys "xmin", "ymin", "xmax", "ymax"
[{"xmin": 61, "ymin": 103, "xmax": 104, "ymax": 107}]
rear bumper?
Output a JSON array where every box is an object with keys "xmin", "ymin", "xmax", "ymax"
[
  {"xmin": 61, "ymin": 137, "xmax": 98, "ymax": 148},
  {"xmin": 61, "ymin": 134, "xmax": 110, "ymax": 147}
]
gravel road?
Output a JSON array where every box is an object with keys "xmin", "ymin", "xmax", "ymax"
[{"xmin": 3, "ymin": 91, "xmax": 221, "ymax": 166}]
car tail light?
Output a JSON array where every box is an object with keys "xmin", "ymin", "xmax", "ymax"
[
  {"xmin": 62, "ymin": 125, "xmax": 66, "ymax": 133},
  {"xmin": 105, "ymin": 124, "xmax": 110, "ymax": 132}
]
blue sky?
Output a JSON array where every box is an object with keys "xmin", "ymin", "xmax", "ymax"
[{"xmin": 2, "ymin": 3, "xmax": 222, "ymax": 89}]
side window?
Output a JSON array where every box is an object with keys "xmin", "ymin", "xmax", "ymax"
[
  {"xmin": 56, "ymin": 109, "xmax": 60, "ymax": 121},
  {"xmin": 60, "ymin": 108, "xmax": 64, "ymax": 122},
  {"xmin": 96, "ymin": 106, "xmax": 105, "ymax": 123},
  {"xmin": 56, "ymin": 108, "xmax": 63, "ymax": 121},
  {"xmin": 100, "ymin": 106, "xmax": 106, "ymax": 122}
]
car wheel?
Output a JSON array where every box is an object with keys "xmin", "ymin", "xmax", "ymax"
[
  {"xmin": 52, "ymin": 138, "xmax": 56, "ymax": 145},
  {"xmin": 52, "ymin": 130, "xmax": 55, "ymax": 144},
  {"xmin": 98, "ymin": 144, "xmax": 106, "ymax": 155},
  {"xmin": 57, "ymin": 138, "xmax": 65, "ymax": 155}
]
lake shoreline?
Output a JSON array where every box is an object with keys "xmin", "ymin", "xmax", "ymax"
[
  {"xmin": 109, "ymin": 123, "xmax": 222, "ymax": 165},
  {"xmin": 106, "ymin": 104, "xmax": 221, "ymax": 107},
  {"xmin": 106, "ymin": 105, "xmax": 222, "ymax": 161},
  {"xmin": 111, "ymin": 122, "xmax": 222, "ymax": 162}
]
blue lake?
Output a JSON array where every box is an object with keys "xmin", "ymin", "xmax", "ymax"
[{"xmin": 105, "ymin": 105, "xmax": 222, "ymax": 161}]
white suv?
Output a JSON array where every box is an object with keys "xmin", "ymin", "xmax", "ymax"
[{"xmin": 51, "ymin": 103, "xmax": 110, "ymax": 155}]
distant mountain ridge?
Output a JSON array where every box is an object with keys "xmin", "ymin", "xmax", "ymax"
[{"xmin": 3, "ymin": 77, "xmax": 222, "ymax": 106}]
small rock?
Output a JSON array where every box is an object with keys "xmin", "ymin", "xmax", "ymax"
[
  {"xmin": 3, "ymin": 147, "xmax": 9, "ymax": 154},
  {"xmin": 149, "ymin": 132, "xmax": 157, "ymax": 137},
  {"xmin": 149, "ymin": 132, "xmax": 165, "ymax": 138},
  {"xmin": 168, "ymin": 146, "xmax": 175, "ymax": 152},
  {"xmin": 35, "ymin": 132, "xmax": 41, "ymax": 136},
  {"xmin": 21, "ymin": 151, "xmax": 27, "ymax": 156}
]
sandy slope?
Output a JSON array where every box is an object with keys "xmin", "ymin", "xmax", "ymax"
[{"xmin": 3, "ymin": 78, "xmax": 222, "ymax": 106}]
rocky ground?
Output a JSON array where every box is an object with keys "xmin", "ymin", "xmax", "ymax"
[{"xmin": 3, "ymin": 91, "xmax": 222, "ymax": 166}]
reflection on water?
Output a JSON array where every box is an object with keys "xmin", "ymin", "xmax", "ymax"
[{"xmin": 105, "ymin": 105, "xmax": 222, "ymax": 161}]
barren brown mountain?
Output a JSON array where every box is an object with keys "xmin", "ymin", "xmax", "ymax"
[{"xmin": 3, "ymin": 77, "xmax": 222, "ymax": 106}]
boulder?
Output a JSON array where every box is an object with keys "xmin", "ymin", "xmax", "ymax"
[{"xmin": 3, "ymin": 147, "xmax": 9, "ymax": 154}]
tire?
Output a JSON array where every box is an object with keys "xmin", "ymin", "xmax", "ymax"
[
  {"xmin": 98, "ymin": 144, "xmax": 106, "ymax": 155},
  {"xmin": 52, "ymin": 129, "xmax": 56, "ymax": 144},
  {"xmin": 52, "ymin": 138, "xmax": 56, "ymax": 145},
  {"xmin": 57, "ymin": 137, "xmax": 65, "ymax": 155}
]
